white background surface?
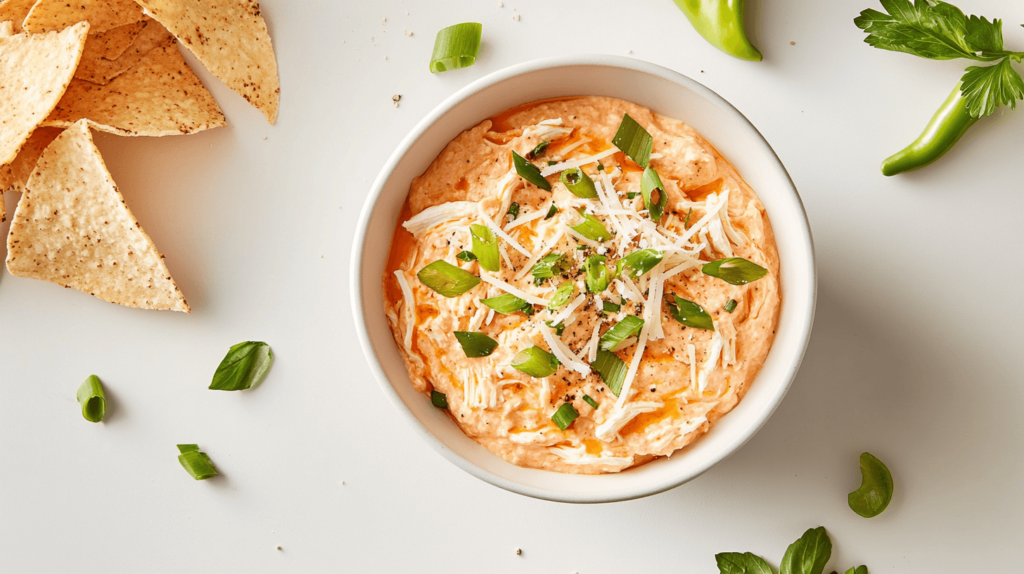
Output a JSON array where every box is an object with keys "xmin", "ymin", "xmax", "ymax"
[{"xmin": 2, "ymin": 0, "xmax": 1022, "ymax": 571}]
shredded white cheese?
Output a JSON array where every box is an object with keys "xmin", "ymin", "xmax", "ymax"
[
  {"xmin": 540, "ymin": 147, "xmax": 619, "ymax": 177},
  {"xmin": 504, "ymin": 204, "xmax": 549, "ymax": 232},
  {"xmin": 687, "ymin": 343, "xmax": 697, "ymax": 392},
  {"xmin": 586, "ymin": 317, "xmax": 603, "ymax": 362},
  {"xmin": 478, "ymin": 204, "xmax": 530, "ymax": 257},
  {"xmin": 540, "ymin": 325, "xmax": 590, "ymax": 376},
  {"xmin": 698, "ymin": 332, "xmax": 724, "ymax": 393},
  {"xmin": 549, "ymin": 293, "xmax": 586, "ymax": 325},
  {"xmin": 479, "ymin": 273, "xmax": 548, "ymax": 306},
  {"xmin": 393, "ymin": 270, "xmax": 416, "ymax": 351},
  {"xmin": 550, "ymin": 445, "xmax": 634, "ymax": 468},
  {"xmin": 596, "ymin": 400, "xmax": 663, "ymax": 441},
  {"xmin": 402, "ymin": 201, "xmax": 478, "ymax": 236}
]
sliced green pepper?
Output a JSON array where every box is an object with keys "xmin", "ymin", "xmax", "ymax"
[
  {"xmin": 881, "ymin": 83, "xmax": 979, "ymax": 176},
  {"xmin": 671, "ymin": 0, "xmax": 762, "ymax": 62}
]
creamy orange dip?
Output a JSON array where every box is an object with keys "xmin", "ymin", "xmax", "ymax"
[{"xmin": 383, "ymin": 97, "xmax": 780, "ymax": 474}]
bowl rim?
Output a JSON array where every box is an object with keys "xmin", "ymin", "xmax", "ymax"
[{"xmin": 350, "ymin": 54, "xmax": 817, "ymax": 503}]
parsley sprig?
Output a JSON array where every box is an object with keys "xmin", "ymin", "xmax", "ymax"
[{"xmin": 855, "ymin": 0, "xmax": 1024, "ymax": 117}]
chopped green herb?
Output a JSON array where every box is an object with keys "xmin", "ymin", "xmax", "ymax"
[
  {"xmin": 599, "ymin": 316, "xmax": 644, "ymax": 351},
  {"xmin": 481, "ymin": 293, "xmax": 530, "ymax": 314},
  {"xmin": 582, "ymin": 395, "xmax": 599, "ymax": 409},
  {"xmin": 209, "ymin": 341, "xmax": 274, "ymax": 391},
  {"xmin": 76, "ymin": 375, "xmax": 106, "ymax": 423},
  {"xmin": 508, "ymin": 202, "xmax": 520, "ymax": 220},
  {"xmin": 453, "ymin": 331, "xmax": 499, "ymax": 358},
  {"xmin": 456, "ymin": 250, "xmax": 477, "ymax": 262},
  {"xmin": 469, "ymin": 224, "xmax": 500, "ymax": 272},
  {"xmin": 617, "ymin": 248, "xmax": 663, "ymax": 279},
  {"xmin": 626, "ymin": 192, "xmax": 638, "ymax": 200},
  {"xmin": 431, "ymin": 390, "xmax": 449, "ymax": 409},
  {"xmin": 640, "ymin": 166, "xmax": 667, "ymax": 222},
  {"xmin": 547, "ymin": 160, "xmax": 557, "ymax": 166},
  {"xmin": 512, "ymin": 150, "xmax": 552, "ymax": 191},
  {"xmin": 531, "ymin": 252, "xmax": 568, "ymax": 279},
  {"xmin": 417, "ymin": 260, "xmax": 481, "ymax": 297},
  {"xmin": 177, "ymin": 444, "xmax": 218, "ymax": 480},
  {"xmin": 511, "ymin": 346, "xmax": 560, "ymax": 378},
  {"xmin": 551, "ymin": 403, "xmax": 579, "ymax": 431},
  {"xmin": 597, "ymin": 162, "xmax": 605, "ymax": 171},
  {"xmin": 528, "ymin": 141, "xmax": 549, "ymax": 159},
  {"xmin": 702, "ymin": 257, "xmax": 768, "ymax": 285},
  {"xmin": 667, "ymin": 294, "xmax": 715, "ymax": 331},
  {"xmin": 544, "ymin": 204, "xmax": 558, "ymax": 219},
  {"xmin": 602, "ymin": 301, "xmax": 621, "ymax": 313},
  {"xmin": 724, "ymin": 299, "xmax": 737, "ymax": 313},
  {"xmin": 612, "ymin": 113, "xmax": 653, "ymax": 168},
  {"xmin": 428, "ymin": 22, "xmax": 482, "ymax": 73},
  {"xmin": 547, "ymin": 282, "xmax": 574, "ymax": 311},
  {"xmin": 545, "ymin": 320, "xmax": 566, "ymax": 337},
  {"xmin": 583, "ymin": 254, "xmax": 610, "ymax": 293},
  {"xmin": 559, "ymin": 167, "xmax": 598, "ymax": 198},
  {"xmin": 591, "ymin": 349, "xmax": 627, "ymax": 396},
  {"xmin": 571, "ymin": 209, "xmax": 610, "ymax": 242},
  {"xmin": 848, "ymin": 452, "xmax": 893, "ymax": 518},
  {"xmin": 683, "ymin": 207, "xmax": 692, "ymax": 228}
]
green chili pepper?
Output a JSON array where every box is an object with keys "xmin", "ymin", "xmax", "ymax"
[
  {"xmin": 671, "ymin": 0, "xmax": 762, "ymax": 62},
  {"xmin": 881, "ymin": 84, "xmax": 978, "ymax": 176}
]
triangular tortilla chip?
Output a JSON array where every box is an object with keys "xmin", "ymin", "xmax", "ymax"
[
  {"xmin": 0, "ymin": 0, "xmax": 35, "ymax": 33},
  {"xmin": 75, "ymin": 17, "xmax": 171, "ymax": 85},
  {"xmin": 82, "ymin": 18, "xmax": 146, "ymax": 62},
  {"xmin": 135, "ymin": 0, "xmax": 279, "ymax": 124},
  {"xmin": 24, "ymin": 0, "xmax": 144, "ymax": 34},
  {"xmin": 6, "ymin": 120, "xmax": 189, "ymax": 312},
  {"xmin": 43, "ymin": 38, "xmax": 226, "ymax": 136},
  {"xmin": 0, "ymin": 21, "xmax": 88, "ymax": 165},
  {"xmin": 0, "ymin": 127, "xmax": 61, "ymax": 222}
]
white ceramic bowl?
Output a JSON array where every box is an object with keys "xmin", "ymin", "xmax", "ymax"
[{"xmin": 351, "ymin": 55, "xmax": 816, "ymax": 503}]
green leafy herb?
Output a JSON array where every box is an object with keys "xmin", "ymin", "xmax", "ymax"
[
  {"xmin": 848, "ymin": 452, "xmax": 894, "ymax": 518},
  {"xmin": 617, "ymin": 248, "xmax": 663, "ymax": 279},
  {"xmin": 456, "ymin": 250, "xmax": 477, "ymax": 262},
  {"xmin": 599, "ymin": 316, "xmax": 644, "ymax": 351},
  {"xmin": 601, "ymin": 301, "xmax": 621, "ymax": 313},
  {"xmin": 209, "ymin": 341, "xmax": 274, "ymax": 391},
  {"xmin": 780, "ymin": 527, "xmax": 832, "ymax": 574},
  {"xmin": 512, "ymin": 150, "xmax": 552, "ymax": 191},
  {"xmin": 481, "ymin": 293, "xmax": 530, "ymax": 314},
  {"xmin": 531, "ymin": 252, "xmax": 568, "ymax": 279},
  {"xmin": 582, "ymin": 395, "xmax": 599, "ymax": 409},
  {"xmin": 612, "ymin": 113, "xmax": 652, "ymax": 168},
  {"xmin": 583, "ymin": 254, "xmax": 610, "ymax": 293},
  {"xmin": 417, "ymin": 260, "xmax": 481, "ymax": 297},
  {"xmin": 547, "ymin": 282, "xmax": 574, "ymax": 311},
  {"xmin": 724, "ymin": 298, "xmax": 738, "ymax": 312},
  {"xmin": 545, "ymin": 320, "xmax": 566, "ymax": 336},
  {"xmin": 702, "ymin": 257, "xmax": 768, "ymax": 285},
  {"xmin": 591, "ymin": 349, "xmax": 627, "ymax": 396},
  {"xmin": 640, "ymin": 167, "xmax": 668, "ymax": 222},
  {"xmin": 559, "ymin": 167, "xmax": 598, "ymax": 198},
  {"xmin": 715, "ymin": 552, "xmax": 774, "ymax": 574},
  {"xmin": 76, "ymin": 375, "xmax": 106, "ymax": 423},
  {"xmin": 551, "ymin": 403, "xmax": 579, "ymax": 431},
  {"xmin": 453, "ymin": 331, "xmax": 498, "ymax": 358},
  {"xmin": 528, "ymin": 140, "xmax": 549, "ymax": 159},
  {"xmin": 431, "ymin": 390, "xmax": 449, "ymax": 409},
  {"xmin": 845, "ymin": 567, "xmax": 868, "ymax": 574},
  {"xmin": 545, "ymin": 204, "xmax": 559, "ymax": 219},
  {"xmin": 961, "ymin": 58, "xmax": 1024, "ymax": 116},
  {"xmin": 571, "ymin": 209, "xmax": 610, "ymax": 242},
  {"xmin": 667, "ymin": 294, "xmax": 715, "ymax": 331},
  {"xmin": 429, "ymin": 22, "xmax": 482, "ymax": 73},
  {"xmin": 511, "ymin": 346, "xmax": 560, "ymax": 378},
  {"xmin": 508, "ymin": 202, "xmax": 520, "ymax": 220},
  {"xmin": 469, "ymin": 224, "xmax": 500, "ymax": 272},
  {"xmin": 177, "ymin": 444, "xmax": 218, "ymax": 480}
]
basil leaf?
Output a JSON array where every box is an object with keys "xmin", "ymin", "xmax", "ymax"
[
  {"xmin": 612, "ymin": 113, "xmax": 652, "ymax": 168},
  {"xmin": 640, "ymin": 166, "xmax": 667, "ymax": 222},
  {"xmin": 511, "ymin": 346, "xmax": 559, "ymax": 378},
  {"xmin": 547, "ymin": 282, "xmax": 574, "ymax": 311},
  {"xmin": 591, "ymin": 349, "xmax": 627, "ymax": 396},
  {"xmin": 702, "ymin": 257, "xmax": 768, "ymax": 285},
  {"xmin": 456, "ymin": 250, "xmax": 477, "ymax": 262},
  {"xmin": 512, "ymin": 150, "xmax": 552, "ymax": 191},
  {"xmin": 177, "ymin": 445, "xmax": 218, "ymax": 480},
  {"xmin": 844, "ymin": 567, "xmax": 868, "ymax": 574},
  {"xmin": 551, "ymin": 403, "xmax": 579, "ymax": 430},
  {"xmin": 715, "ymin": 552, "xmax": 774, "ymax": 574},
  {"xmin": 417, "ymin": 260, "xmax": 481, "ymax": 297},
  {"xmin": 531, "ymin": 252, "xmax": 568, "ymax": 279},
  {"xmin": 431, "ymin": 390, "xmax": 449, "ymax": 409},
  {"xmin": 853, "ymin": 0, "xmax": 1004, "ymax": 61},
  {"xmin": 667, "ymin": 294, "xmax": 714, "ymax": 331},
  {"xmin": 780, "ymin": 527, "xmax": 832, "ymax": 574},
  {"xmin": 209, "ymin": 341, "xmax": 274, "ymax": 391},
  {"xmin": 481, "ymin": 293, "xmax": 530, "ymax": 314},
  {"xmin": 960, "ymin": 59, "xmax": 1024, "ymax": 117},
  {"xmin": 470, "ymin": 224, "xmax": 500, "ymax": 272},
  {"xmin": 571, "ymin": 210, "xmax": 610, "ymax": 242},
  {"xmin": 618, "ymin": 248, "xmax": 663, "ymax": 279},
  {"xmin": 848, "ymin": 452, "xmax": 894, "ymax": 518},
  {"xmin": 559, "ymin": 167, "xmax": 598, "ymax": 198},
  {"xmin": 76, "ymin": 375, "xmax": 106, "ymax": 423},
  {"xmin": 453, "ymin": 331, "xmax": 498, "ymax": 358},
  {"xmin": 599, "ymin": 316, "xmax": 644, "ymax": 351},
  {"xmin": 583, "ymin": 254, "xmax": 610, "ymax": 293}
]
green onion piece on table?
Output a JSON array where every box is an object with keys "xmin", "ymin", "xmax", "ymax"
[
  {"xmin": 583, "ymin": 254, "xmax": 610, "ymax": 293},
  {"xmin": 617, "ymin": 248, "xmax": 663, "ymax": 279},
  {"xmin": 848, "ymin": 452, "xmax": 893, "ymax": 518},
  {"xmin": 591, "ymin": 349, "xmax": 627, "ymax": 396},
  {"xmin": 511, "ymin": 346, "xmax": 560, "ymax": 378},
  {"xmin": 599, "ymin": 316, "xmax": 644, "ymax": 351},
  {"xmin": 417, "ymin": 260, "xmax": 481, "ymax": 297},
  {"xmin": 528, "ymin": 141, "xmax": 549, "ymax": 159},
  {"xmin": 640, "ymin": 166, "xmax": 668, "ymax": 222},
  {"xmin": 512, "ymin": 150, "xmax": 552, "ymax": 191},
  {"xmin": 547, "ymin": 282, "xmax": 574, "ymax": 311},
  {"xmin": 612, "ymin": 113, "xmax": 652, "ymax": 168},
  {"xmin": 481, "ymin": 293, "xmax": 530, "ymax": 314},
  {"xmin": 602, "ymin": 301, "xmax": 621, "ymax": 313},
  {"xmin": 469, "ymin": 224, "xmax": 500, "ymax": 272},
  {"xmin": 177, "ymin": 444, "xmax": 218, "ymax": 480},
  {"xmin": 583, "ymin": 395, "xmax": 599, "ymax": 409},
  {"xmin": 667, "ymin": 294, "xmax": 715, "ymax": 331},
  {"xmin": 531, "ymin": 252, "xmax": 567, "ymax": 279},
  {"xmin": 702, "ymin": 257, "xmax": 767, "ymax": 285},
  {"xmin": 551, "ymin": 403, "xmax": 579, "ymax": 431},
  {"xmin": 571, "ymin": 210, "xmax": 610, "ymax": 242},
  {"xmin": 209, "ymin": 341, "xmax": 274, "ymax": 391},
  {"xmin": 724, "ymin": 298, "xmax": 737, "ymax": 312},
  {"xmin": 544, "ymin": 204, "xmax": 559, "ymax": 219},
  {"xmin": 508, "ymin": 202, "xmax": 519, "ymax": 220},
  {"xmin": 456, "ymin": 250, "xmax": 477, "ymax": 262},
  {"xmin": 428, "ymin": 22, "xmax": 482, "ymax": 73},
  {"xmin": 559, "ymin": 167, "xmax": 598, "ymax": 198},
  {"xmin": 431, "ymin": 390, "xmax": 449, "ymax": 409},
  {"xmin": 76, "ymin": 375, "xmax": 106, "ymax": 423},
  {"xmin": 453, "ymin": 331, "xmax": 498, "ymax": 358}
]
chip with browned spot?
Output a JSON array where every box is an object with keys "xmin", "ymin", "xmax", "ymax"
[
  {"xmin": 24, "ymin": 0, "xmax": 145, "ymax": 34},
  {"xmin": 81, "ymin": 18, "xmax": 147, "ymax": 62}
]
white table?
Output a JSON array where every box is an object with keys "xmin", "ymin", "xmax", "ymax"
[{"xmin": 2, "ymin": 0, "xmax": 1021, "ymax": 571}]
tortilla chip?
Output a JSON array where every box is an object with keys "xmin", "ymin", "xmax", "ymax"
[
  {"xmin": 75, "ymin": 17, "xmax": 171, "ymax": 85},
  {"xmin": 0, "ymin": 22, "xmax": 88, "ymax": 166},
  {"xmin": 43, "ymin": 38, "xmax": 226, "ymax": 136},
  {"xmin": 135, "ymin": 0, "xmax": 279, "ymax": 124},
  {"xmin": 82, "ymin": 18, "xmax": 146, "ymax": 62},
  {"xmin": 0, "ymin": 0, "xmax": 35, "ymax": 33},
  {"xmin": 6, "ymin": 120, "xmax": 189, "ymax": 312},
  {"xmin": 1, "ymin": 127, "xmax": 62, "ymax": 193},
  {"xmin": 0, "ymin": 19, "xmax": 12, "ymax": 35},
  {"xmin": 23, "ymin": 0, "xmax": 144, "ymax": 35}
]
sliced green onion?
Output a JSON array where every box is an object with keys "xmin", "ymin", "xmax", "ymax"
[
  {"xmin": 591, "ymin": 349, "xmax": 627, "ymax": 396},
  {"xmin": 481, "ymin": 293, "xmax": 530, "ymax": 314},
  {"xmin": 667, "ymin": 294, "xmax": 714, "ymax": 331},
  {"xmin": 511, "ymin": 346, "xmax": 559, "ymax": 378},
  {"xmin": 583, "ymin": 254, "xmax": 610, "ymax": 293},
  {"xmin": 547, "ymin": 160, "xmax": 557, "ymax": 166},
  {"xmin": 429, "ymin": 22, "xmax": 482, "ymax": 73},
  {"xmin": 544, "ymin": 204, "xmax": 558, "ymax": 219},
  {"xmin": 470, "ymin": 223, "xmax": 500, "ymax": 272},
  {"xmin": 547, "ymin": 282, "xmax": 574, "ymax": 311},
  {"xmin": 724, "ymin": 299, "xmax": 737, "ymax": 313},
  {"xmin": 456, "ymin": 250, "xmax": 477, "ymax": 262},
  {"xmin": 531, "ymin": 252, "xmax": 567, "ymax": 279},
  {"xmin": 702, "ymin": 258, "xmax": 768, "ymax": 285},
  {"xmin": 640, "ymin": 166, "xmax": 667, "ymax": 222},
  {"xmin": 602, "ymin": 301, "xmax": 621, "ymax": 313},
  {"xmin": 571, "ymin": 209, "xmax": 610, "ymax": 242},
  {"xmin": 617, "ymin": 248, "xmax": 663, "ymax": 279},
  {"xmin": 559, "ymin": 168, "xmax": 597, "ymax": 198},
  {"xmin": 508, "ymin": 202, "xmax": 520, "ymax": 220},
  {"xmin": 431, "ymin": 390, "xmax": 449, "ymax": 409},
  {"xmin": 453, "ymin": 331, "xmax": 498, "ymax": 357},
  {"xmin": 551, "ymin": 403, "xmax": 579, "ymax": 431},
  {"xmin": 522, "ymin": 304, "xmax": 535, "ymax": 316},
  {"xmin": 599, "ymin": 316, "xmax": 644, "ymax": 351},
  {"xmin": 417, "ymin": 260, "xmax": 480, "ymax": 297},
  {"xmin": 512, "ymin": 150, "xmax": 552, "ymax": 191},
  {"xmin": 528, "ymin": 141, "xmax": 549, "ymax": 159},
  {"xmin": 177, "ymin": 444, "xmax": 218, "ymax": 480},
  {"xmin": 576, "ymin": 245, "xmax": 587, "ymax": 251},
  {"xmin": 612, "ymin": 113, "xmax": 652, "ymax": 168},
  {"xmin": 626, "ymin": 192, "xmax": 638, "ymax": 200},
  {"xmin": 76, "ymin": 375, "xmax": 106, "ymax": 423},
  {"xmin": 683, "ymin": 207, "xmax": 692, "ymax": 228},
  {"xmin": 582, "ymin": 395, "xmax": 599, "ymax": 409},
  {"xmin": 545, "ymin": 320, "xmax": 566, "ymax": 336},
  {"xmin": 209, "ymin": 341, "xmax": 274, "ymax": 391}
]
